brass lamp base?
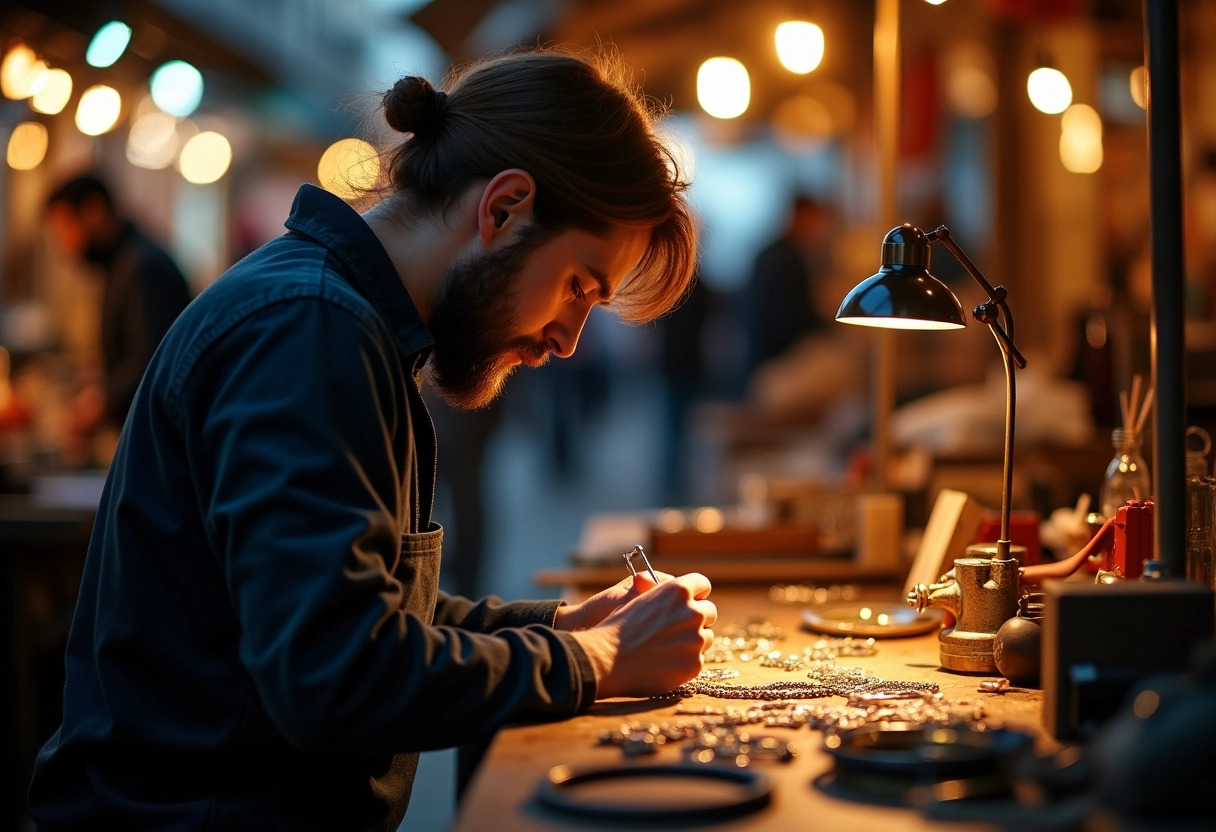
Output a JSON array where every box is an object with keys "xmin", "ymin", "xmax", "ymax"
[{"xmin": 938, "ymin": 626, "xmax": 999, "ymax": 673}]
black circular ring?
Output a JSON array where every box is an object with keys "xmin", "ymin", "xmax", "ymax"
[{"xmin": 536, "ymin": 763, "xmax": 772, "ymax": 823}]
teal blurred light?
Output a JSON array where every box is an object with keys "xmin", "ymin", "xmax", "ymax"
[
  {"xmin": 150, "ymin": 60, "xmax": 203, "ymax": 117},
  {"xmin": 86, "ymin": 21, "xmax": 132, "ymax": 68}
]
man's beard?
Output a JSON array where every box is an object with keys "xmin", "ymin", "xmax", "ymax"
[{"xmin": 426, "ymin": 230, "xmax": 552, "ymax": 410}]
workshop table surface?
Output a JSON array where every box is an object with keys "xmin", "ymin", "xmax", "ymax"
[{"xmin": 453, "ymin": 585, "xmax": 1056, "ymax": 832}]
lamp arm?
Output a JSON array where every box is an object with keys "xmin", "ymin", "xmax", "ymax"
[
  {"xmin": 927, "ymin": 225, "xmax": 1027, "ymax": 559},
  {"xmin": 926, "ymin": 226, "xmax": 1028, "ymax": 369}
]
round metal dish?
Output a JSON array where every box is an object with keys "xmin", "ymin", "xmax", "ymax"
[
  {"xmin": 802, "ymin": 601, "xmax": 945, "ymax": 637},
  {"xmin": 818, "ymin": 722, "xmax": 1034, "ymax": 805}
]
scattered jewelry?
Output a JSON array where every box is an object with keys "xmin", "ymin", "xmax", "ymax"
[
  {"xmin": 598, "ymin": 613, "xmax": 995, "ymax": 765},
  {"xmin": 757, "ymin": 639, "xmax": 879, "ymax": 671},
  {"xmin": 669, "ymin": 663, "xmax": 939, "ymax": 701},
  {"xmin": 705, "ymin": 617, "xmax": 877, "ymax": 666},
  {"xmin": 598, "ymin": 694, "xmax": 992, "ymax": 760},
  {"xmin": 769, "ymin": 583, "xmax": 861, "ymax": 605},
  {"xmin": 684, "ymin": 729, "xmax": 798, "ymax": 766},
  {"xmin": 719, "ymin": 618, "xmax": 786, "ymax": 642}
]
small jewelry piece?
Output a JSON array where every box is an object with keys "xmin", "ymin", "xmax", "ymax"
[
  {"xmin": 684, "ymin": 729, "xmax": 799, "ymax": 767},
  {"xmin": 698, "ymin": 668, "xmax": 740, "ymax": 682},
  {"xmin": 979, "ymin": 678, "xmax": 1011, "ymax": 694},
  {"xmin": 623, "ymin": 544, "xmax": 659, "ymax": 583}
]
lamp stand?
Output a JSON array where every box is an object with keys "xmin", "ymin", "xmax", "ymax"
[{"xmin": 926, "ymin": 227, "xmax": 1028, "ymax": 560}]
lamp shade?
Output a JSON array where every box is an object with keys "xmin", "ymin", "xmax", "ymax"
[{"xmin": 836, "ymin": 224, "xmax": 966, "ymax": 330}]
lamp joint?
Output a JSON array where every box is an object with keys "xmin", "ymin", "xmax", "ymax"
[{"xmin": 973, "ymin": 302, "xmax": 999, "ymax": 325}]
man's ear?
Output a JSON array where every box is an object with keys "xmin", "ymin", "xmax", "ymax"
[{"xmin": 477, "ymin": 169, "xmax": 536, "ymax": 243}]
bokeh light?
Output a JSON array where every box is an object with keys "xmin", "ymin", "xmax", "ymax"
[
  {"xmin": 1129, "ymin": 65, "xmax": 1147, "ymax": 109},
  {"xmin": 178, "ymin": 130, "xmax": 232, "ymax": 184},
  {"xmin": 7, "ymin": 122, "xmax": 49, "ymax": 170},
  {"xmin": 775, "ymin": 21, "xmax": 824, "ymax": 75},
  {"xmin": 1059, "ymin": 103, "xmax": 1103, "ymax": 173},
  {"xmin": 75, "ymin": 85, "xmax": 123, "ymax": 135},
  {"xmin": 127, "ymin": 111, "xmax": 181, "ymax": 169},
  {"xmin": 317, "ymin": 138, "xmax": 381, "ymax": 200},
  {"xmin": 31, "ymin": 68, "xmax": 72, "ymax": 115},
  {"xmin": 151, "ymin": 60, "xmax": 204, "ymax": 117},
  {"xmin": 697, "ymin": 57, "xmax": 750, "ymax": 119},
  {"xmin": 1027, "ymin": 66, "xmax": 1073, "ymax": 114},
  {"xmin": 86, "ymin": 21, "xmax": 132, "ymax": 68},
  {"xmin": 1, "ymin": 43, "xmax": 48, "ymax": 100}
]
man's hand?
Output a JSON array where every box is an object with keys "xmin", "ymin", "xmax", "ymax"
[
  {"xmin": 567, "ymin": 572, "xmax": 716, "ymax": 699},
  {"xmin": 552, "ymin": 570, "xmax": 674, "ymax": 632}
]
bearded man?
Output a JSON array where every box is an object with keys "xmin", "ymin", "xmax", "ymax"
[{"xmin": 29, "ymin": 48, "xmax": 715, "ymax": 832}]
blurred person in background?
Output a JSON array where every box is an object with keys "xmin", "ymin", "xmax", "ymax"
[
  {"xmin": 28, "ymin": 48, "xmax": 714, "ymax": 832},
  {"xmin": 43, "ymin": 174, "xmax": 192, "ymax": 459},
  {"xmin": 743, "ymin": 193, "xmax": 834, "ymax": 377}
]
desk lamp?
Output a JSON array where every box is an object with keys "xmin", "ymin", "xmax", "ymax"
[
  {"xmin": 838, "ymin": 225, "xmax": 1030, "ymax": 673},
  {"xmin": 836, "ymin": 224, "xmax": 1028, "ymax": 561}
]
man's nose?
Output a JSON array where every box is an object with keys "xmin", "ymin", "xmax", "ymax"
[{"xmin": 545, "ymin": 304, "xmax": 593, "ymax": 359}]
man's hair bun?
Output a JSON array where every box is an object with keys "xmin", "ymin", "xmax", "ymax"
[{"xmin": 383, "ymin": 76, "xmax": 446, "ymax": 137}]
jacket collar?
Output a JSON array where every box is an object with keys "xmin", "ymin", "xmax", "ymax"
[{"xmin": 284, "ymin": 184, "xmax": 434, "ymax": 359}]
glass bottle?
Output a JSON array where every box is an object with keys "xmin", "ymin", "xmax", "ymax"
[
  {"xmin": 1184, "ymin": 427, "xmax": 1213, "ymax": 587},
  {"xmin": 1099, "ymin": 428, "xmax": 1152, "ymax": 520}
]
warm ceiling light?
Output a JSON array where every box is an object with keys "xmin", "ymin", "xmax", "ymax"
[
  {"xmin": 151, "ymin": 60, "xmax": 204, "ymax": 117},
  {"xmin": 75, "ymin": 85, "xmax": 123, "ymax": 135},
  {"xmin": 31, "ymin": 68, "xmax": 73, "ymax": 115},
  {"xmin": 697, "ymin": 57, "xmax": 750, "ymax": 119},
  {"xmin": 178, "ymin": 130, "xmax": 232, "ymax": 184},
  {"xmin": 7, "ymin": 121, "xmax": 49, "ymax": 170},
  {"xmin": 86, "ymin": 21, "xmax": 132, "ymax": 68},
  {"xmin": 1027, "ymin": 66, "xmax": 1072, "ymax": 114},
  {"xmin": 1, "ymin": 43, "xmax": 48, "ymax": 100},
  {"xmin": 775, "ymin": 21, "xmax": 824, "ymax": 74},
  {"xmin": 1059, "ymin": 103, "xmax": 1103, "ymax": 173},
  {"xmin": 318, "ymin": 138, "xmax": 381, "ymax": 200}
]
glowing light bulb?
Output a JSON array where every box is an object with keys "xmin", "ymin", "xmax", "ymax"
[
  {"xmin": 775, "ymin": 21, "xmax": 824, "ymax": 74},
  {"xmin": 697, "ymin": 57, "xmax": 750, "ymax": 119},
  {"xmin": 1027, "ymin": 66, "xmax": 1072, "ymax": 114}
]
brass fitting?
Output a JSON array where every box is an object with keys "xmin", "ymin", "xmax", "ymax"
[{"xmin": 906, "ymin": 545, "xmax": 1022, "ymax": 673}]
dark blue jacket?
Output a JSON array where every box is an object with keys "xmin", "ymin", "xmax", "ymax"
[
  {"xmin": 96, "ymin": 221, "xmax": 193, "ymax": 426},
  {"xmin": 29, "ymin": 185, "xmax": 596, "ymax": 831}
]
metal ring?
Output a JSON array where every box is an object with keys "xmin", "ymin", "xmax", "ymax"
[{"xmin": 537, "ymin": 763, "xmax": 772, "ymax": 822}]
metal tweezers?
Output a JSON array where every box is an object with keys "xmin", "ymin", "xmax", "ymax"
[{"xmin": 623, "ymin": 544, "xmax": 659, "ymax": 583}]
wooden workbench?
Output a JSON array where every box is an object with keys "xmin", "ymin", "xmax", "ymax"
[{"xmin": 453, "ymin": 586, "xmax": 1056, "ymax": 832}]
